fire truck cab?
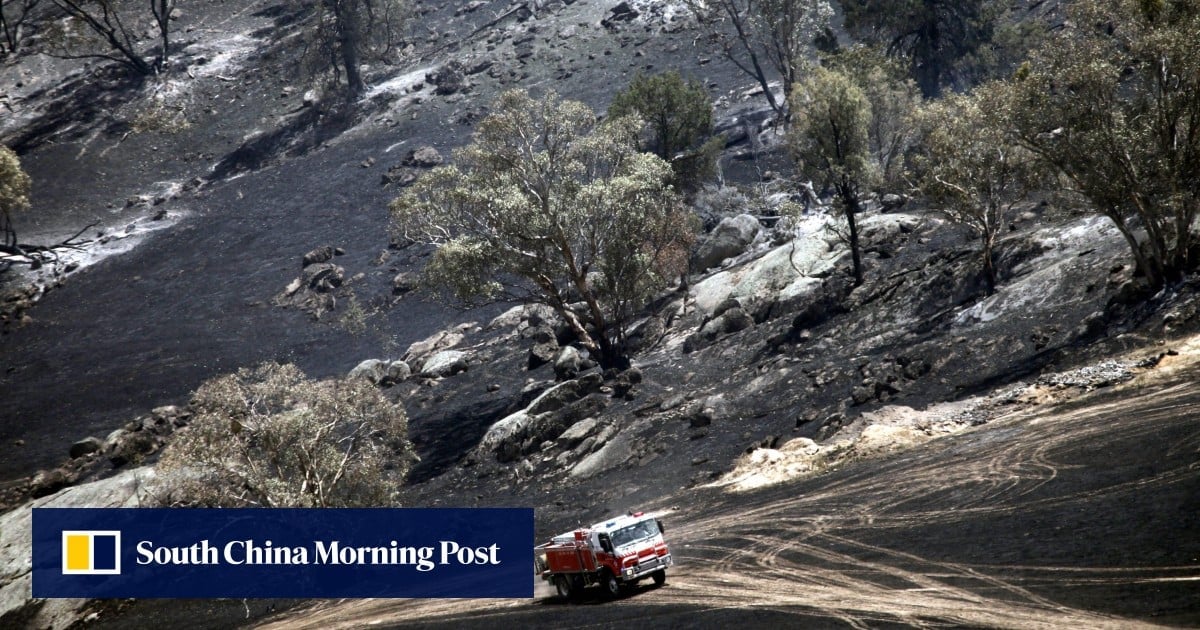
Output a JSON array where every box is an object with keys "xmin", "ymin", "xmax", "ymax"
[{"xmin": 535, "ymin": 511, "xmax": 672, "ymax": 600}]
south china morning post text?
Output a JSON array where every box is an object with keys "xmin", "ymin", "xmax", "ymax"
[
  {"xmin": 134, "ymin": 538, "xmax": 501, "ymax": 571},
  {"xmin": 32, "ymin": 508, "xmax": 534, "ymax": 599}
]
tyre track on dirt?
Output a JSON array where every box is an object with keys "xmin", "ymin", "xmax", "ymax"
[{"xmin": 261, "ymin": 364, "xmax": 1200, "ymax": 629}]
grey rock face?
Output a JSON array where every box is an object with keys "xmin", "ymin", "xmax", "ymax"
[{"xmin": 692, "ymin": 214, "xmax": 762, "ymax": 271}]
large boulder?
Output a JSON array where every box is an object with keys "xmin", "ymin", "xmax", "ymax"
[
  {"xmin": 691, "ymin": 214, "xmax": 762, "ymax": 272},
  {"xmin": 349, "ymin": 359, "xmax": 411, "ymax": 386},
  {"xmin": 569, "ymin": 429, "xmax": 635, "ymax": 479},
  {"xmin": 553, "ymin": 346, "xmax": 584, "ymax": 380},
  {"xmin": 556, "ymin": 417, "xmax": 603, "ymax": 449},
  {"xmin": 0, "ymin": 468, "xmax": 158, "ymax": 629},
  {"xmin": 301, "ymin": 262, "xmax": 344, "ymax": 293},
  {"xmin": 302, "ymin": 245, "xmax": 338, "ymax": 267},
  {"xmin": 401, "ymin": 145, "xmax": 443, "ymax": 168},
  {"xmin": 419, "ymin": 350, "xmax": 470, "ymax": 378},
  {"xmin": 349, "ymin": 359, "xmax": 389, "ymax": 383},
  {"xmin": 688, "ymin": 213, "xmax": 850, "ymax": 322},
  {"xmin": 478, "ymin": 373, "xmax": 605, "ymax": 459}
]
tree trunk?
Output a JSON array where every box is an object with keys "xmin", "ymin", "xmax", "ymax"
[
  {"xmin": 0, "ymin": 9, "xmax": 11, "ymax": 55},
  {"xmin": 719, "ymin": 0, "xmax": 784, "ymax": 118},
  {"xmin": 839, "ymin": 180, "xmax": 864, "ymax": 287},
  {"xmin": 982, "ymin": 243, "xmax": 996, "ymax": 295},
  {"xmin": 1108, "ymin": 212, "xmax": 1164, "ymax": 290},
  {"xmin": 914, "ymin": 3, "xmax": 942, "ymax": 98},
  {"xmin": 334, "ymin": 0, "xmax": 364, "ymax": 97},
  {"xmin": 156, "ymin": 0, "xmax": 171, "ymax": 70}
]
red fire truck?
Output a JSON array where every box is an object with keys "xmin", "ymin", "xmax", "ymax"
[{"xmin": 535, "ymin": 511, "xmax": 672, "ymax": 599}]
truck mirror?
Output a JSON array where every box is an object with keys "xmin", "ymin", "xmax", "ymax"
[
  {"xmin": 599, "ymin": 534, "xmax": 614, "ymax": 554},
  {"xmin": 657, "ymin": 519, "xmax": 665, "ymax": 534}
]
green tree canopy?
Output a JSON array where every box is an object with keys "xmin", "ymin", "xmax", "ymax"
[
  {"xmin": 839, "ymin": 0, "xmax": 999, "ymax": 97},
  {"xmin": 0, "ymin": 144, "xmax": 31, "ymax": 250},
  {"xmin": 391, "ymin": 89, "xmax": 696, "ymax": 367},
  {"xmin": 608, "ymin": 70, "xmax": 723, "ymax": 191},
  {"xmin": 916, "ymin": 84, "xmax": 1040, "ymax": 294},
  {"xmin": 788, "ymin": 64, "xmax": 876, "ymax": 286},
  {"xmin": 823, "ymin": 45, "xmax": 921, "ymax": 189},
  {"xmin": 1005, "ymin": 0, "xmax": 1200, "ymax": 288}
]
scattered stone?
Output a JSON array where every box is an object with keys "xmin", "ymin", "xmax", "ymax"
[
  {"xmin": 68, "ymin": 437, "xmax": 103, "ymax": 459},
  {"xmin": 392, "ymin": 271, "xmax": 420, "ymax": 295},
  {"xmin": 554, "ymin": 346, "xmax": 584, "ymax": 380},
  {"xmin": 428, "ymin": 62, "xmax": 467, "ymax": 95},
  {"xmin": 302, "ymin": 245, "xmax": 336, "ymax": 267},
  {"xmin": 557, "ymin": 417, "xmax": 602, "ymax": 449},
  {"xmin": 401, "ymin": 145, "xmax": 443, "ymax": 168},
  {"xmin": 381, "ymin": 165, "xmax": 419, "ymax": 187}
]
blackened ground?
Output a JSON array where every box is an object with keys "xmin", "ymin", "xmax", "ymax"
[{"xmin": 0, "ymin": 0, "xmax": 746, "ymax": 483}]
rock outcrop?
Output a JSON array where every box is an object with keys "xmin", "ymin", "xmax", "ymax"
[
  {"xmin": 0, "ymin": 468, "xmax": 159, "ymax": 629},
  {"xmin": 691, "ymin": 214, "xmax": 762, "ymax": 272}
]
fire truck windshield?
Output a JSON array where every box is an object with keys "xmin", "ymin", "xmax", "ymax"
[{"xmin": 610, "ymin": 519, "xmax": 659, "ymax": 549}]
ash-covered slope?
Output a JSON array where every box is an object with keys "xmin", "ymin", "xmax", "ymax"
[
  {"xmin": 0, "ymin": 0, "xmax": 738, "ymax": 482},
  {"xmin": 1, "ymin": 0, "xmax": 1199, "ymax": 628}
]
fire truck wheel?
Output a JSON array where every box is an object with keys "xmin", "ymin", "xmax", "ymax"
[
  {"xmin": 554, "ymin": 575, "xmax": 573, "ymax": 600},
  {"xmin": 652, "ymin": 570, "xmax": 666, "ymax": 586},
  {"xmin": 600, "ymin": 570, "xmax": 622, "ymax": 599}
]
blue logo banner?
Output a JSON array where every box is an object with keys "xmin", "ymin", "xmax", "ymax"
[{"xmin": 33, "ymin": 508, "xmax": 534, "ymax": 598}]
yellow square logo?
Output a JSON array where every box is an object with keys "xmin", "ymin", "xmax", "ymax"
[{"xmin": 61, "ymin": 531, "xmax": 121, "ymax": 575}]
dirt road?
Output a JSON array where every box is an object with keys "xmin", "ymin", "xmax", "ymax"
[{"xmin": 258, "ymin": 358, "xmax": 1200, "ymax": 628}]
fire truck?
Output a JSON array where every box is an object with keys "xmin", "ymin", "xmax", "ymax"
[{"xmin": 535, "ymin": 511, "xmax": 672, "ymax": 599}]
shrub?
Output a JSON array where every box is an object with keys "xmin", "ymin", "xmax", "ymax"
[{"xmin": 157, "ymin": 363, "xmax": 413, "ymax": 508}]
